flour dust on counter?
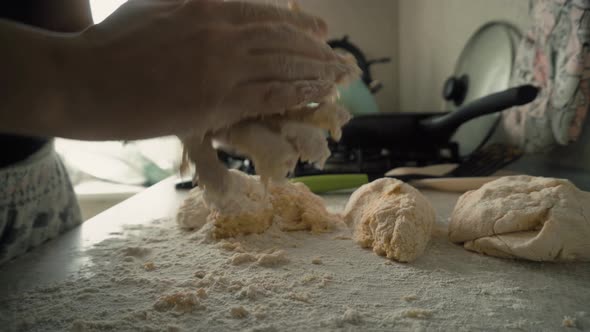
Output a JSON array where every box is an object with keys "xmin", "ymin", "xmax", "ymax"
[{"xmin": 3, "ymin": 192, "xmax": 590, "ymax": 331}]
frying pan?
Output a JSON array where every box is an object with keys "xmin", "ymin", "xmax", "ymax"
[{"xmin": 339, "ymin": 84, "xmax": 539, "ymax": 149}]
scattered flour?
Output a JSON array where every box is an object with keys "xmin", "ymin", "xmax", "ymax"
[
  {"xmin": 562, "ymin": 316, "xmax": 577, "ymax": 328},
  {"xmin": 256, "ymin": 250, "xmax": 290, "ymax": 267},
  {"xmin": 400, "ymin": 308, "xmax": 433, "ymax": 319},
  {"xmin": 1, "ymin": 191, "xmax": 589, "ymax": 331},
  {"xmin": 402, "ymin": 294, "xmax": 418, "ymax": 302},
  {"xmin": 342, "ymin": 307, "xmax": 362, "ymax": 325},
  {"xmin": 311, "ymin": 256, "xmax": 323, "ymax": 265},
  {"xmin": 230, "ymin": 306, "xmax": 249, "ymax": 319},
  {"xmin": 153, "ymin": 292, "xmax": 205, "ymax": 313}
]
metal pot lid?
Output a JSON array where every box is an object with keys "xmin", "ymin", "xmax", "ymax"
[{"xmin": 446, "ymin": 22, "xmax": 521, "ymax": 157}]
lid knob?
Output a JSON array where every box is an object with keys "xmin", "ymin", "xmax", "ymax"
[{"xmin": 443, "ymin": 75, "xmax": 469, "ymax": 106}]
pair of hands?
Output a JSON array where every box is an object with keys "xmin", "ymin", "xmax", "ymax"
[{"xmin": 61, "ymin": 0, "xmax": 355, "ymax": 140}]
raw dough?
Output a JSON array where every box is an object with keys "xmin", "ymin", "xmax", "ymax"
[
  {"xmin": 449, "ymin": 175, "xmax": 590, "ymax": 262},
  {"xmin": 177, "ymin": 58, "xmax": 358, "ymax": 240},
  {"xmin": 181, "ymin": 56, "xmax": 359, "ymax": 213},
  {"xmin": 182, "ymin": 102, "xmax": 353, "ymax": 212},
  {"xmin": 176, "ymin": 170, "xmax": 344, "ymax": 239},
  {"xmin": 343, "ymin": 178, "xmax": 436, "ymax": 262}
]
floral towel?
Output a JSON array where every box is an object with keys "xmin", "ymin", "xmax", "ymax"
[{"xmin": 503, "ymin": 0, "xmax": 590, "ymax": 153}]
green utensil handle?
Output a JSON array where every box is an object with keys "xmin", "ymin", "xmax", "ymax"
[{"xmin": 291, "ymin": 174, "xmax": 369, "ymax": 194}]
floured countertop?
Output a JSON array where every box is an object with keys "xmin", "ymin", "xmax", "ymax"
[{"xmin": 0, "ymin": 178, "xmax": 589, "ymax": 331}]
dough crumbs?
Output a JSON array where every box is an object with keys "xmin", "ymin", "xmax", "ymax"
[
  {"xmin": 230, "ymin": 306, "xmax": 249, "ymax": 319},
  {"xmin": 333, "ymin": 235, "xmax": 352, "ymax": 240},
  {"xmin": 256, "ymin": 250, "xmax": 289, "ymax": 267},
  {"xmin": 342, "ymin": 307, "xmax": 362, "ymax": 325},
  {"xmin": 218, "ymin": 241, "xmax": 237, "ymax": 251},
  {"xmin": 562, "ymin": 316, "xmax": 577, "ymax": 328},
  {"xmin": 311, "ymin": 256, "xmax": 323, "ymax": 265},
  {"xmin": 253, "ymin": 305, "xmax": 269, "ymax": 320},
  {"xmin": 121, "ymin": 246, "xmax": 151, "ymax": 258},
  {"xmin": 319, "ymin": 276, "xmax": 332, "ymax": 288},
  {"xmin": 239, "ymin": 285, "xmax": 264, "ymax": 300},
  {"xmin": 196, "ymin": 288, "xmax": 208, "ymax": 299},
  {"xmin": 231, "ymin": 253, "xmax": 258, "ymax": 266},
  {"xmin": 143, "ymin": 262, "xmax": 156, "ymax": 271},
  {"xmin": 154, "ymin": 292, "xmax": 205, "ymax": 313},
  {"xmin": 401, "ymin": 308, "xmax": 433, "ymax": 319},
  {"xmin": 288, "ymin": 291, "xmax": 311, "ymax": 303},
  {"xmin": 403, "ymin": 294, "xmax": 418, "ymax": 302}
]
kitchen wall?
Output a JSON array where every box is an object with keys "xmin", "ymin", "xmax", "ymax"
[
  {"xmin": 252, "ymin": 0, "xmax": 399, "ymax": 113},
  {"xmin": 397, "ymin": 0, "xmax": 531, "ymax": 112}
]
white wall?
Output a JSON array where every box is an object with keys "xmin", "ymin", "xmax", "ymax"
[{"xmin": 397, "ymin": 0, "xmax": 531, "ymax": 111}]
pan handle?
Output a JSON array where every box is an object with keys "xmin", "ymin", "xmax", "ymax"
[{"xmin": 419, "ymin": 84, "xmax": 539, "ymax": 137}]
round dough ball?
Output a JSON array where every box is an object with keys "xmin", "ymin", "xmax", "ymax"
[
  {"xmin": 343, "ymin": 178, "xmax": 436, "ymax": 262},
  {"xmin": 449, "ymin": 175, "xmax": 590, "ymax": 262}
]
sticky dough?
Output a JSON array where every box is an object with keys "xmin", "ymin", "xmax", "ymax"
[
  {"xmin": 449, "ymin": 175, "xmax": 590, "ymax": 262},
  {"xmin": 182, "ymin": 102, "xmax": 352, "ymax": 213},
  {"xmin": 177, "ymin": 43, "xmax": 360, "ymax": 216},
  {"xmin": 176, "ymin": 170, "xmax": 344, "ymax": 239}
]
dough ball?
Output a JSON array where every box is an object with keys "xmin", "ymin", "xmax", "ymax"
[
  {"xmin": 343, "ymin": 178, "xmax": 436, "ymax": 262},
  {"xmin": 449, "ymin": 175, "xmax": 590, "ymax": 262},
  {"xmin": 177, "ymin": 170, "xmax": 344, "ymax": 239}
]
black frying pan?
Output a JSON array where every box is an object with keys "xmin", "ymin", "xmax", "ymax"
[{"xmin": 339, "ymin": 84, "xmax": 539, "ymax": 149}]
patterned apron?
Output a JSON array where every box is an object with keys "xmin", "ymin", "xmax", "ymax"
[{"xmin": 0, "ymin": 140, "xmax": 81, "ymax": 265}]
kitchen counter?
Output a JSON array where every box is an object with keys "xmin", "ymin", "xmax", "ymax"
[
  {"xmin": 1, "ymin": 177, "xmax": 589, "ymax": 331},
  {"xmin": 0, "ymin": 177, "xmax": 183, "ymax": 298}
]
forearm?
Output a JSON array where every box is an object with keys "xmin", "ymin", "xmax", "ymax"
[{"xmin": 0, "ymin": 19, "xmax": 73, "ymax": 137}]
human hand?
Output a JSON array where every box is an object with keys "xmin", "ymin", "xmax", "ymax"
[{"xmin": 59, "ymin": 0, "xmax": 358, "ymax": 140}]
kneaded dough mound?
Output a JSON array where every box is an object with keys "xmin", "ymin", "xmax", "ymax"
[
  {"xmin": 180, "ymin": 59, "xmax": 359, "ymax": 213},
  {"xmin": 181, "ymin": 102, "xmax": 353, "ymax": 213},
  {"xmin": 343, "ymin": 178, "xmax": 436, "ymax": 262},
  {"xmin": 177, "ymin": 170, "xmax": 344, "ymax": 239},
  {"xmin": 449, "ymin": 175, "xmax": 590, "ymax": 262}
]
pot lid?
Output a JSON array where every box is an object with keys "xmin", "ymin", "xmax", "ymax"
[{"xmin": 446, "ymin": 22, "xmax": 521, "ymax": 157}]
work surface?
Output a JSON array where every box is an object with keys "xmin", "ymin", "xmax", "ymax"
[{"xmin": 0, "ymin": 178, "xmax": 589, "ymax": 331}]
